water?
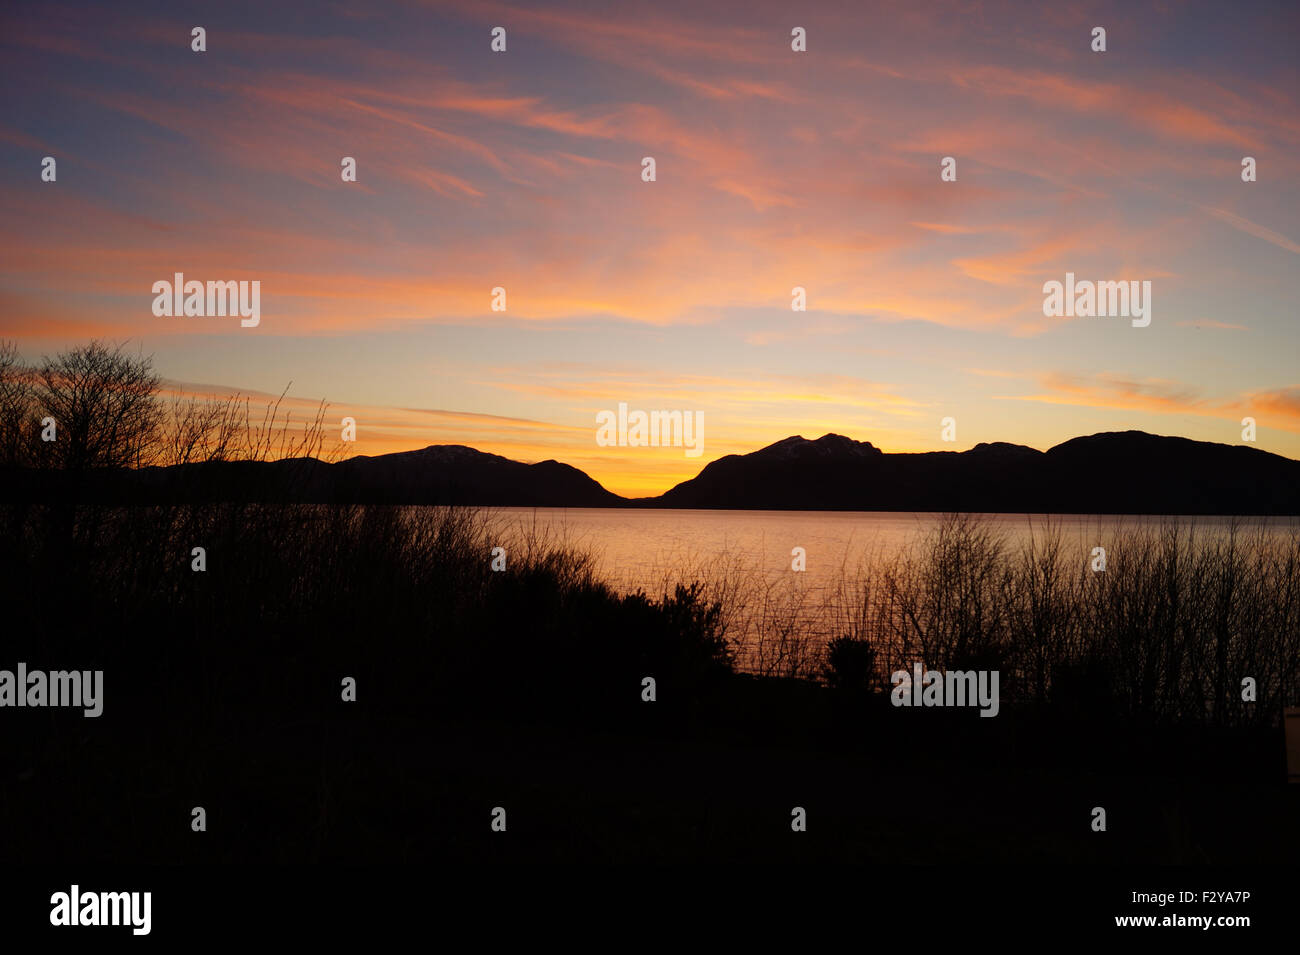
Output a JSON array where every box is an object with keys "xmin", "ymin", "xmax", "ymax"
[
  {"xmin": 483, "ymin": 508, "xmax": 1299, "ymax": 674},
  {"xmin": 486, "ymin": 508, "xmax": 1294, "ymax": 594}
]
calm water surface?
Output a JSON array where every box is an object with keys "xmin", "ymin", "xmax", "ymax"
[{"xmin": 485, "ymin": 508, "xmax": 1296, "ymax": 595}]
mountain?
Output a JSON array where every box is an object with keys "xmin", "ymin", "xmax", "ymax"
[
  {"xmin": 651, "ymin": 431, "xmax": 1300, "ymax": 514},
  {"xmin": 1, "ymin": 431, "xmax": 1296, "ymax": 513},
  {"xmin": 0, "ymin": 444, "xmax": 623, "ymax": 507},
  {"xmin": 650, "ymin": 433, "xmax": 1041, "ymax": 510},
  {"xmin": 330, "ymin": 445, "xmax": 623, "ymax": 506}
]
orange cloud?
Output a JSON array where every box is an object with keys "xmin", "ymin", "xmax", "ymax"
[{"xmin": 998, "ymin": 373, "xmax": 1300, "ymax": 435}]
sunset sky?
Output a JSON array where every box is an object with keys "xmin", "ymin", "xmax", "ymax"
[{"xmin": 1, "ymin": 0, "xmax": 1297, "ymax": 496}]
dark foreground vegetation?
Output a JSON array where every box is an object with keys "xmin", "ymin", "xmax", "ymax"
[
  {"xmin": 1, "ymin": 497, "xmax": 1296, "ymax": 863},
  {"xmin": 0, "ymin": 340, "xmax": 1296, "ymax": 862}
]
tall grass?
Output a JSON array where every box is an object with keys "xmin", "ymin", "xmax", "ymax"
[
  {"xmin": 4, "ymin": 498, "xmax": 1295, "ymax": 730},
  {"xmin": 0, "ymin": 501, "xmax": 734, "ymax": 734},
  {"xmin": 676, "ymin": 513, "xmax": 1300, "ymax": 727}
]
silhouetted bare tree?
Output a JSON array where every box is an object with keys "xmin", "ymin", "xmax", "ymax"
[
  {"xmin": 0, "ymin": 340, "xmax": 35, "ymax": 466},
  {"xmin": 163, "ymin": 389, "xmax": 245, "ymax": 466},
  {"xmin": 35, "ymin": 341, "xmax": 163, "ymax": 471}
]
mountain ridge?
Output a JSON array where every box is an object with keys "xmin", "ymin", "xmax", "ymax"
[{"xmin": 1, "ymin": 430, "xmax": 1297, "ymax": 514}]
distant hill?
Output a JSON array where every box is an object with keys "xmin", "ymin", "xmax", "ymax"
[
  {"xmin": 0, "ymin": 444, "xmax": 624, "ymax": 508},
  {"xmin": 330, "ymin": 445, "xmax": 624, "ymax": 506},
  {"xmin": 1, "ymin": 431, "xmax": 1297, "ymax": 514},
  {"xmin": 650, "ymin": 431, "xmax": 1300, "ymax": 514}
]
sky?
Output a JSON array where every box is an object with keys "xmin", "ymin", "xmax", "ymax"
[{"xmin": 1, "ymin": 0, "xmax": 1297, "ymax": 496}]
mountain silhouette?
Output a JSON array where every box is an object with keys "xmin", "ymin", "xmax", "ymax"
[
  {"xmin": 2, "ymin": 430, "xmax": 1297, "ymax": 514},
  {"xmin": 651, "ymin": 431, "xmax": 1300, "ymax": 513},
  {"xmin": 332, "ymin": 445, "xmax": 623, "ymax": 506},
  {"xmin": 0, "ymin": 444, "xmax": 622, "ymax": 507}
]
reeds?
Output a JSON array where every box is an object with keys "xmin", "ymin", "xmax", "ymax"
[{"xmin": 673, "ymin": 513, "xmax": 1300, "ymax": 726}]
